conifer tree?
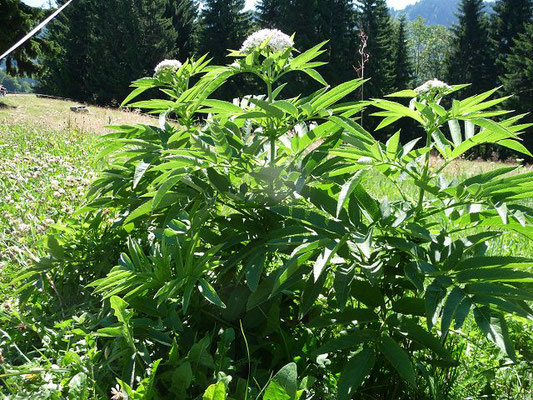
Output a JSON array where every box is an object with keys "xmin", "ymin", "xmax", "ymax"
[
  {"xmin": 40, "ymin": 0, "xmax": 95, "ymax": 100},
  {"xmin": 166, "ymin": 0, "xmax": 199, "ymax": 60},
  {"xmin": 446, "ymin": 0, "xmax": 491, "ymax": 96},
  {"xmin": 316, "ymin": 0, "xmax": 358, "ymax": 86},
  {"xmin": 41, "ymin": 0, "xmax": 177, "ymax": 104},
  {"xmin": 502, "ymin": 23, "xmax": 533, "ymax": 126},
  {"xmin": 256, "ymin": 0, "xmax": 285, "ymax": 29},
  {"xmin": 489, "ymin": 0, "xmax": 533, "ymax": 82},
  {"xmin": 198, "ymin": 0, "xmax": 250, "ymax": 65},
  {"xmin": 393, "ymin": 15, "xmax": 412, "ymax": 91},
  {"xmin": 1, "ymin": 0, "xmax": 46, "ymax": 76},
  {"xmin": 357, "ymin": 0, "xmax": 396, "ymax": 98}
]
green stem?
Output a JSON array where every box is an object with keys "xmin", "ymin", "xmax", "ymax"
[
  {"xmin": 415, "ymin": 128, "xmax": 433, "ymax": 219},
  {"xmin": 267, "ymin": 80, "xmax": 274, "ymax": 167}
]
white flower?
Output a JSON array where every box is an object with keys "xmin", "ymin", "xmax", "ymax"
[
  {"xmin": 110, "ymin": 384, "xmax": 127, "ymax": 400},
  {"xmin": 154, "ymin": 59, "xmax": 182, "ymax": 75},
  {"xmin": 414, "ymin": 79, "xmax": 452, "ymax": 95},
  {"xmin": 240, "ymin": 29, "xmax": 293, "ymax": 54}
]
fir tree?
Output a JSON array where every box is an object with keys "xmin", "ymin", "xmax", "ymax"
[
  {"xmin": 489, "ymin": 0, "xmax": 533, "ymax": 82},
  {"xmin": 357, "ymin": 0, "xmax": 396, "ymax": 98},
  {"xmin": 198, "ymin": 0, "xmax": 250, "ymax": 65},
  {"xmin": 316, "ymin": 0, "xmax": 358, "ymax": 86},
  {"xmin": 166, "ymin": 0, "xmax": 199, "ymax": 60},
  {"xmin": 283, "ymin": 0, "xmax": 320, "ymax": 51},
  {"xmin": 446, "ymin": 0, "xmax": 491, "ymax": 96},
  {"xmin": 1, "ymin": 0, "xmax": 46, "ymax": 76},
  {"xmin": 393, "ymin": 15, "xmax": 412, "ymax": 91},
  {"xmin": 40, "ymin": 0, "xmax": 95, "ymax": 100},
  {"xmin": 41, "ymin": 0, "xmax": 177, "ymax": 105},
  {"xmin": 502, "ymin": 23, "xmax": 533, "ymax": 126},
  {"xmin": 256, "ymin": 0, "xmax": 285, "ymax": 29}
]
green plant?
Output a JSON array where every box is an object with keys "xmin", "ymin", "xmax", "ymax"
[{"xmin": 15, "ymin": 30, "xmax": 533, "ymax": 399}]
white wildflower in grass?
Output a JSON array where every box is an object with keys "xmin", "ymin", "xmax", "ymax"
[
  {"xmin": 240, "ymin": 29, "xmax": 293, "ymax": 54},
  {"xmin": 414, "ymin": 79, "xmax": 452, "ymax": 96},
  {"xmin": 154, "ymin": 59, "xmax": 182, "ymax": 76},
  {"xmin": 110, "ymin": 384, "xmax": 127, "ymax": 400}
]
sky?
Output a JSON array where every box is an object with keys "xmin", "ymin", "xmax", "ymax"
[{"xmin": 22, "ymin": 0, "xmax": 420, "ymax": 12}]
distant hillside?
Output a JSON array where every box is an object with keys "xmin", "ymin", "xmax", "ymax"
[{"xmin": 393, "ymin": 0, "xmax": 494, "ymax": 26}]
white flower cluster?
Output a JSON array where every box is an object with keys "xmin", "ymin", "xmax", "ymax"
[
  {"xmin": 240, "ymin": 29, "xmax": 294, "ymax": 54},
  {"xmin": 414, "ymin": 79, "xmax": 452, "ymax": 95},
  {"xmin": 154, "ymin": 59, "xmax": 182, "ymax": 75}
]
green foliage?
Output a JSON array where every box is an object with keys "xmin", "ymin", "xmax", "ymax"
[
  {"xmin": 41, "ymin": 0, "xmax": 179, "ymax": 105},
  {"xmin": 7, "ymin": 34, "xmax": 533, "ymax": 399},
  {"xmin": 357, "ymin": 0, "xmax": 397, "ymax": 98},
  {"xmin": 408, "ymin": 17, "xmax": 453, "ymax": 86},
  {"xmin": 0, "ymin": 0, "xmax": 45, "ymax": 76},
  {"xmin": 489, "ymin": 0, "xmax": 533, "ymax": 83},
  {"xmin": 199, "ymin": 0, "xmax": 251, "ymax": 65},
  {"xmin": 501, "ymin": 23, "xmax": 533, "ymax": 132},
  {"xmin": 393, "ymin": 16, "xmax": 413, "ymax": 91},
  {"xmin": 446, "ymin": 0, "xmax": 492, "ymax": 96}
]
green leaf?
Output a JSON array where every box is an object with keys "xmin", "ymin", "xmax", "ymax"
[
  {"xmin": 152, "ymin": 172, "xmax": 185, "ymax": 210},
  {"xmin": 441, "ymin": 287, "xmax": 467, "ymax": 338},
  {"xmin": 314, "ymin": 330, "xmax": 377, "ymax": 354},
  {"xmin": 386, "ymin": 131, "xmax": 401, "ymax": 158},
  {"xmin": 313, "ymin": 239, "xmax": 339, "ymax": 281},
  {"xmin": 302, "ymin": 68, "xmax": 328, "ymax": 86},
  {"xmin": 337, "ymin": 170, "xmax": 365, "ymax": 218},
  {"xmin": 198, "ymin": 279, "xmax": 226, "ymax": 309},
  {"xmin": 379, "ymin": 336, "xmax": 417, "ymax": 388},
  {"xmin": 448, "ymin": 120, "xmax": 462, "ymax": 147},
  {"xmin": 133, "ymin": 161, "xmax": 151, "ymax": 189},
  {"xmin": 245, "ymin": 251, "xmax": 266, "ymax": 292},
  {"xmin": 392, "ymin": 297, "xmax": 426, "ymax": 316},
  {"xmin": 270, "ymin": 206, "xmax": 346, "ymax": 235},
  {"xmin": 474, "ymin": 307, "xmax": 516, "ymax": 361},
  {"xmin": 300, "ymin": 266, "xmax": 329, "ymax": 318},
  {"xmin": 400, "ymin": 319, "xmax": 452, "ymax": 360},
  {"xmin": 337, "ymin": 348, "xmax": 375, "ymax": 400},
  {"xmin": 202, "ymin": 381, "xmax": 226, "ymax": 400},
  {"xmin": 264, "ymin": 363, "xmax": 298, "ymax": 400}
]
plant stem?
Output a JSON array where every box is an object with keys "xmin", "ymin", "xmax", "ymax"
[
  {"xmin": 267, "ymin": 80, "xmax": 275, "ymax": 168},
  {"xmin": 416, "ymin": 127, "xmax": 433, "ymax": 219}
]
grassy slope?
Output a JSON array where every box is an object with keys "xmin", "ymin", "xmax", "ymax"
[{"xmin": 0, "ymin": 95, "xmax": 156, "ymax": 280}]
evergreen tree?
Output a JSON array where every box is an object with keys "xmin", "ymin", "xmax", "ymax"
[
  {"xmin": 40, "ymin": 0, "xmax": 95, "ymax": 100},
  {"xmin": 357, "ymin": 0, "xmax": 396, "ymax": 98},
  {"xmin": 166, "ymin": 0, "xmax": 198, "ymax": 61},
  {"xmin": 199, "ymin": 0, "xmax": 250, "ymax": 65},
  {"xmin": 41, "ymin": 0, "xmax": 177, "ymax": 105},
  {"xmin": 316, "ymin": 0, "xmax": 358, "ymax": 86},
  {"xmin": 283, "ymin": 0, "xmax": 320, "ymax": 51},
  {"xmin": 393, "ymin": 15, "xmax": 412, "ymax": 91},
  {"xmin": 256, "ymin": 0, "xmax": 285, "ymax": 29},
  {"xmin": 0, "ymin": 0, "xmax": 46, "ymax": 76},
  {"xmin": 489, "ymin": 0, "xmax": 533, "ymax": 83},
  {"xmin": 502, "ymin": 23, "xmax": 533, "ymax": 126},
  {"xmin": 446, "ymin": 0, "xmax": 491, "ymax": 96}
]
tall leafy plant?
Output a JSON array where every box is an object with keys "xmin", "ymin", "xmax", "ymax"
[{"xmin": 25, "ymin": 30, "xmax": 533, "ymax": 399}]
